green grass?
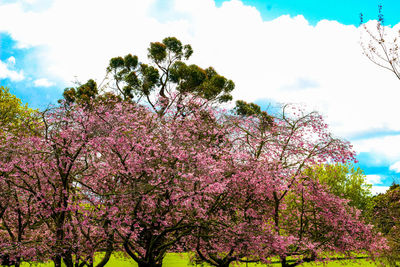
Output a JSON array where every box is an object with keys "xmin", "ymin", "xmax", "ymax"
[{"xmin": 15, "ymin": 253, "xmax": 382, "ymax": 267}]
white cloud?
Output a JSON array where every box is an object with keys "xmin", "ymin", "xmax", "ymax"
[
  {"xmin": 34, "ymin": 78, "xmax": 54, "ymax": 87},
  {"xmin": 390, "ymin": 161, "xmax": 400, "ymax": 173},
  {"xmin": 370, "ymin": 186, "xmax": 390, "ymax": 195},
  {"xmin": 0, "ymin": 59, "xmax": 24, "ymax": 81},
  {"xmin": 352, "ymin": 134, "xmax": 400, "ymax": 163},
  {"xmin": 365, "ymin": 174, "xmax": 383, "ymax": 185},
  {"xmin": 1, "ymin": 0, "xmax": 400, "ymax": 160}
]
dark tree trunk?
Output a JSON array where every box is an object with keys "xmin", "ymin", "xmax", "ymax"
[
  {"xmin": 14, "ymin": 257, "xmax": 21, "ymax": 267},
  {"xmin": 95, "ymin": 232, "xmax": 114, "ymax": 267},
  {"xmin": 54, "ymin": 255, "xmax": 62, "ymax": 267},
  {"xmin": 63, "ymin": 252, "xmax": 73, "ymax": 267},
  {"xmin": 280, "ymin": 256, "xmax": 289, "ymax": 267}
]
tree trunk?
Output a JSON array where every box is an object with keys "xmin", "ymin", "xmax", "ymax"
[
  {"xmin": 54, "ymin": 255, "xmax": 62, "ymax": 267},
  {"xmin": 280, "ymin": 256, "xmax": 289, "ymax": 267},
  {"xmin": 14, "ymin": 257, "xmax": 21, "ymax": 267},
  {"xmin": 63, "ymin": 252, "xmax": 73, "ymax": 267}
]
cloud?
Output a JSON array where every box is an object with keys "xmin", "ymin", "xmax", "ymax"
[
  {"xmin": 370, "ymin": 186, "xmax": 389, "ymax": 195},
  {"xmin": 0, "ymin": 59, "xmax": 24, "ymax": 81},
  {"xmin": 352, "ymin": 134, "xmax": 400, "ymax": 163},
  {"xmin": 0, "ymin": 0, "xmax": 400, "ymax": 161},
  {"xmin": 34, "ymin": 78, "xmax": 54, "ymax": 87},
  {"xmin": 365, "ymin": 174, "xmax": 383, "ymax": 185},
  {"xmin": 390, "ymin": 161, "xmax": 400, "ymax": 173}
]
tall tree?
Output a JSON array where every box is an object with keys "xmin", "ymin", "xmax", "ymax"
[{"xmin": 105, "ymin": 37, "xmax": 234, "ymax": 116}]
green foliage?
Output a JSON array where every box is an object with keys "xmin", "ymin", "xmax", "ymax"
[
  {"xmin": 368, "ymin": 184, "xmax": 400, "ymax": 266},
  {"xmin": 106, "ymin": 36, "xmax": 234, "ymax": 108},
  {"xmin": 305, "ymin": 163, "xmax": 372, "ymax": 212},
  {"xmin": 62, "ymin": 79, "xmax": 99, "ymax": 104},
  {"xmin": 234, "ymin": 100, "xmax": 274, "ymax": 131},
  {"xmin": 0, "ymin": 86, "xmax": 38, "ymax": 135}
]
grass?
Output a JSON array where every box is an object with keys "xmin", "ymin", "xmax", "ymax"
[{"xmin": 15, "ymin": 253, "xmax": 382, "ymax": 267}]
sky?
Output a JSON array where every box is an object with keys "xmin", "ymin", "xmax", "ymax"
[{"xmin": 1, "ymin": 0, "xmax": 400, "ymax": 194}]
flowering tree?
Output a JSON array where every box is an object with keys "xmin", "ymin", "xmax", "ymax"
[
  {"xmin": 224, "ymin": 102, "xmax": 380, "ymax": 266},
  {"xmin": 85, "ymin": 99, "xmax": 240, "ymax": 267},
  {"xmin": 0, "ymin": 146, "xmax": 46, "ymax": 267},
  {"xmin": 188, "ymin": 158, "xmax": 282, "ymax": 267},
  {"xmin": 0, "ymin": 103, "xmax": 116, "ymax": 267},
  {"xmin": 0, "ymin": 94, "xmax": 386, "ymax": 267}
]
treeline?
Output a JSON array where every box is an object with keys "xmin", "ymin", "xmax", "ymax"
[{"xmin": 0, "ymin": 37, "xmax": 390, "ymax": 267}]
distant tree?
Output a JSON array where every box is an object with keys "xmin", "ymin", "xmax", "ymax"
[
  {"xmin": 0, "ymin": 86, "xmax": 38, "ymax": 136},
  {"xmin": 305, "ymin": 163, "xmax": 372, "ymax": 213},
  {"xmin": 368, "ymin": 184, "xmax": 400, "ymax": 266}
]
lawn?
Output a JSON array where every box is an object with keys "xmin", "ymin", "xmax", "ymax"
[{"xmin": 15, "ymin": 253, "xmax": 382, "ymax": 267}]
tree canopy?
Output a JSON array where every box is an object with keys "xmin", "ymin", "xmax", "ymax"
[
  {"xmin": 305, "ymin": 163, "xmax": 372, "ymax": 212},
  {"xmin": 0, "ymin": 86, "xmax": 37, "ymax": 136},
  {"xmin": 62, "ymin": 37, "xmax": 234, "ymax": 117}
]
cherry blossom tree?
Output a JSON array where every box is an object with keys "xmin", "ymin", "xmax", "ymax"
[
  {"xmin": 85, "ymin": 99, "xmax": 240, "ymax": 267},
  {"xmin": 206, "ymin": 101, "xmax": 383, "ymax": 267},
  {"xmin": 0, "ymin": 95, "xmax": 386, "ymax": 267},
  {"xmin": 0, "ymin": 103, "xmax": 117, "ymax": 267}
]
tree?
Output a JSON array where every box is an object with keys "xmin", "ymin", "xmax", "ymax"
[
  {"xmin": 61, "ymin": 79, "xmax": 99, "ymax": 106},
  {"xmin": 360, "ymin": 5, "xmax": 400, "ymax": 80},
  {"xmin": 89, "ymin": 99, "xmax": 241, "ymax": 267},
  {"xmin": 61, "ymin": 37, "xmax": 234, "ymax": 118},
  {"xmin": 0, "ymin": 87, "xmax": 42, "ymax": 267},
  {"xmin": 305, "ymin": 163, "xmax": 372, "ymax": 213},
  {"xmin": 368, "ymin": 184, "xmax": 400, "ymax": 266},
  {"xmin": 105, "ymin": 37, "xmax": 234, "ymax": 116},
  {"xmin": 0, "ymin": 86, "xmax": 38, "ymax": 136},
  {"xmin": 188, "ymin": 158, "xmax": 282, "ymax": 267},
  {"xmin": 226, "ymin": 101, "xmax": 383, "ymax": 267},
  {"xmin": 55, "ymin": 37, "xmax": 236, "ymax": 267},
  {"xmin": 0, "ymin": 102, "xmax": 117, "ymax": 267}
]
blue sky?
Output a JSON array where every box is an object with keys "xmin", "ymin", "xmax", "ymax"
[
  {"xmin": 0, "ymin": 32, "xmax": 63, "ymax": 108},
  {"xmin": 1, "ymin": 0, "xmax": 400, "ymax": 193},
  {"xmin": 216, "ymin": 0, "xmax": 397, "ymax": 26}
]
